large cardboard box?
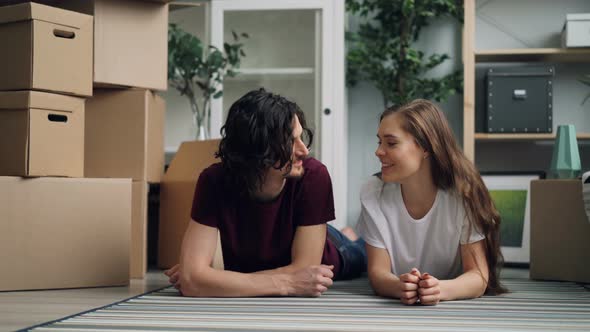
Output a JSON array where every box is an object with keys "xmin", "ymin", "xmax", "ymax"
[
  {"xmin": 85, "ymin": 89, "xmax": 165, "ymax": 182},
  {"xmin": 158, "ymin": 140, "xmax": 223, "ymax": 269},
  {"xmin": 0, "ymin": 91, "xmax": 84, "ymax": 177},
  {"xmin": 0, "ymin": 2, "xmax": 92, "ymax": 97},
  {"xmin": 0, "ymin": 177, "xmax": 131, "ymax": 291},
  {"xmin": 48, "ymin": 0, "xmax": 168, "ymax": 90},
  {"xmin": 131, "ymin": 181, "xmax": 149, "ymax": 279},
  {"xmin": 530, "ymin": 179, "xmax": 590, "ymax": 283}
]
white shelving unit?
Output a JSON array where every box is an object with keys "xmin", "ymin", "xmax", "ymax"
[{"xmin": 463, "ymin": 0, "xmax": 590, "ymax": 163}]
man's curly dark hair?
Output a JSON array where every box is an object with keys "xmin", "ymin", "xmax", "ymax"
[{"xmin": 216, "ymin": 88, "xmax": 313, "ymax": 197}]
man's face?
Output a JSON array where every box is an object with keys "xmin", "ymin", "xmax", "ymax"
[
  {"xmin": 271, "ymin": 115, "xmax": 309, "ymax": 179},
  {"xmin": 285, "ymin": 115, "xmax": 309, "ymax": 178}
]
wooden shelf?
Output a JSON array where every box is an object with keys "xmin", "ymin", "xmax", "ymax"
[
  {"xmin": 226, "ymin": 67, "xmax": 315, "ymax": 81},
  {"xmin": 170, "ymin": 1, "xmax": 203, "ymax": 11},
  {"xmin": 475, "ymin": 133, "xmax": 590, "ymax": 141},
  {"xmin": 238, "ymin": 68, "xmax": 314, "ymax": 75},
  {"xmin": 475, "ymin": 48, "xmax": 590, "ymax": 63}
]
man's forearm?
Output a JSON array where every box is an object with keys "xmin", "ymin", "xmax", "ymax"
[
  {"xmin": 181, "ymin": 266, "xmax": 293, "ymax": 297},
  {"xmin": 253, "ymin": 264, "xmax": 302, "ymax": 276}
]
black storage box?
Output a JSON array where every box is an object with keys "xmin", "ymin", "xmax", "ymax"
[{"xmin": 486, "ymin": 66, "xmax": 554, "ymax": 133}]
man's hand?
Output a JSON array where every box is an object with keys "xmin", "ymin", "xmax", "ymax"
[
  {"xmin": 418, "ymin": 272, "xmax": 441, "ymax": 305},
  {"xmin": 396, "ymin": 267, "xmax": 421, "ymax": 305},
  {"xmin": 164, "ymin": 264, "xmax": 181, "ymax": 290},
  {"xmin": 288, "ymin": 265, "xmax": 334, "ymax": 297}
]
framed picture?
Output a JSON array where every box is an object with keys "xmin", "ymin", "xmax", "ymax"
[{"xmin": 481, "ymin": 172, "xmax": 545, "ymax": 265}]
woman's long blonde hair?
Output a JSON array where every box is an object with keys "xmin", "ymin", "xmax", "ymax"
[{"xmin": 381, "ymin": 99, "xmax": 507, "ymax": 295}]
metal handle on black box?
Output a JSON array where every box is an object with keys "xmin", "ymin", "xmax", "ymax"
[{"xmin": 513, "ymin": 89, "xmax": 527, "ymax": 100}]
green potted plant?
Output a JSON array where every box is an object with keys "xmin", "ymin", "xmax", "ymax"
[
  {"xmin": 346, "ymin": 0, "xmax": 463, "ymax": 107},
  {"xmin": 168, "ymin": 23, "xmax": 248, "ymax": 140}
]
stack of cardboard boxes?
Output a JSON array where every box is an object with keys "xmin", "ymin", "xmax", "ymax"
[{"xmin": 0, "ymin": 0, "xmax": 169, "ymax": 291}]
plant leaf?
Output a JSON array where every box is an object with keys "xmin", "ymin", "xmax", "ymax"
[{"xmin": 167, "ymin": 23, "xmax": 249, "ymax": 113}]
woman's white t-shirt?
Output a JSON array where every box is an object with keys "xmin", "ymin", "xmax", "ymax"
[{"xmin": 356, "ymin": 176, "xmax": 485, "ymax": 279}]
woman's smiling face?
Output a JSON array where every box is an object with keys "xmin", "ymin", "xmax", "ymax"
[{"xmin": 375, "ymin": 113, "xmax": 427, "ymax": 183}]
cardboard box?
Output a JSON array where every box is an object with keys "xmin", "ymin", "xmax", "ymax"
[
  {"xmin": 0, "ymin": 2, "xmax": 92, "ymax": 97},
  {"xmin": 530, "ymin": 180, "xmax": 590, "ymax": 283},
  {"xmin": 0, "ymin": 177, "xmax": 131, "ymax": 291},
  {"xmin": 85, "ymin": 89, "xmax": 165, "ymax": 182},
  {"xmin": 158, "ymin": 140, "xmax": 223, "ymax": 269},
  {"xmin": 131, "ymin": 181, "xmax": 149, "ymax": 279},
  {"xmin": 49, "ymin": 0, "xmax": 168, "ymax": 90},
  {"xmin": 562, "ymin": 13, "xmax": 590, "ymax": 48},
  {"xmin": 0, "ymin": 91, "xmax": 84, "ymax": 177}
]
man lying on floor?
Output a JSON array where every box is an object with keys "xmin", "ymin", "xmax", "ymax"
[{"xmin": 165, "ymin": 88, "xmax": 367, "ymax": 297}]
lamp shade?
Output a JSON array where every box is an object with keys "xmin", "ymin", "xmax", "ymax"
[{"xmin": 550, "ymin": 124, "xmax": 582, "ymax": 179}]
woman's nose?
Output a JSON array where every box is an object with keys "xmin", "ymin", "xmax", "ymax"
[{"xmin": 375, "ymin": 145, "xmax": 384, "ymax": 157}]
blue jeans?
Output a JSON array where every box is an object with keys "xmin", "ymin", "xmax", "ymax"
[{"xmin": 327, "ymin": 224, "xmax": 367, "ymax": 280}]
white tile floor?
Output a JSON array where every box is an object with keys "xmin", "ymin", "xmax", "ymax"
[{"xmin": 0, "ymin": 269, "xmax": 170, "ymax": 332}]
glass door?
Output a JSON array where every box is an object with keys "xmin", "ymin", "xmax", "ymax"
[{"xmin": 219, "ymin": 9, "xmax": 321, "ymax": 157}]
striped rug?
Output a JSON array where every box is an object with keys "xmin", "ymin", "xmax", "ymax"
[{"xmin": 25, "ymin": 277, "xmax": 590, "ymax": 331}]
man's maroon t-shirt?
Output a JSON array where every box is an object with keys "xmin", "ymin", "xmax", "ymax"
[{"xmin": 190, "ymin": 157, "xmax": 342, "ymax": 277}]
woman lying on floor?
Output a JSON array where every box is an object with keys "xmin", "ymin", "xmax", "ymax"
[{"xmin": 357, "ymin": 99, "xmax": 508, "ymax": 306}]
